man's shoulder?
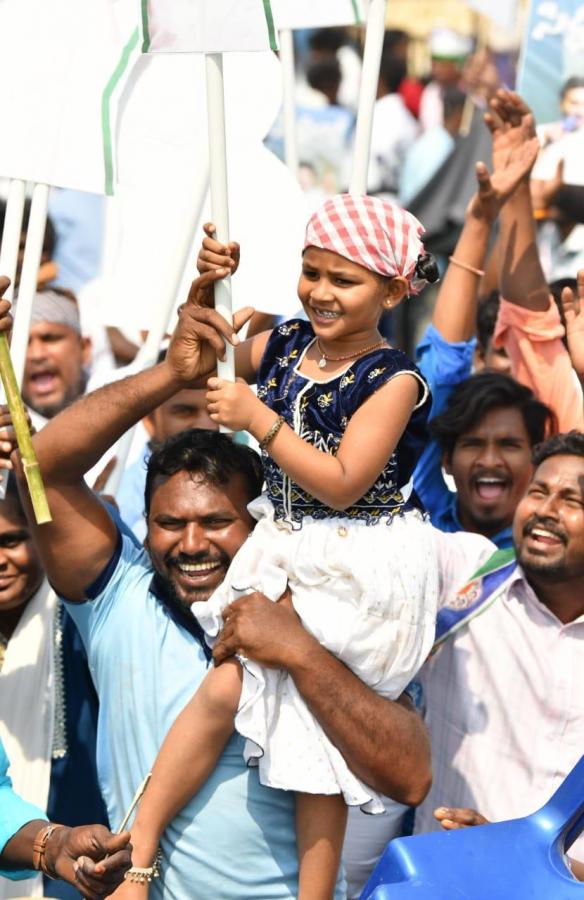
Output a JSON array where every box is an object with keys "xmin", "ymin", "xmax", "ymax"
[{"xmin": 433, "ymin": 527, "xmax": 501, "ymax": 609}]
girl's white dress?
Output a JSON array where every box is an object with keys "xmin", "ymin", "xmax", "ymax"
[{"xmin": 193, "ymin": 319, "xmax": 438, "ymax": 812}]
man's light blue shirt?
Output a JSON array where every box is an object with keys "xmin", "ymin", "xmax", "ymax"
[
  {"xmin": 0, "ymin": 739, "xmax": 46, "ymax": 881},
  {"xmin": 414, "ymin": 325, "xmax": 513, "ymax": 551},
  {"xmin": 66, "ymin": 532, "xmax": 345, "ymax": 899}
]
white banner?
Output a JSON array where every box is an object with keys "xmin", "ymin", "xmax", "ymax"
[
  {"xmin": 99, "ymin": 51, "xmax": 307, "ymax": 330},
  {"xmin": 143, "ymin": 0, "xmax": 278, "ymax": 53},
  {"xmin": 465, "ymin": 0, "xmax": 519, "ymax": 33},
  {"xmin": 271, "ymin": 0, "xmax": 367, "ymax": 29},
  {"xmin": 0, "ymin": 0, "xmax": 139, "ymax": 194}
]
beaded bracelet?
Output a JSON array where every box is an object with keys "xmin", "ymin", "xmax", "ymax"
[{"xmin": 124, "ymin": 848, "xmax": 162, "ymax": 884}]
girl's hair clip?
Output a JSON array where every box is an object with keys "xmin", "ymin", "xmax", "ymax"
[{"xmin": 414, "ymin": 252, "xmax": 440, "ymax": 285}]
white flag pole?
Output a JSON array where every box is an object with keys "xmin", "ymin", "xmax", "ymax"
[
  {"xmin": 105, "ymin": 168, "xmax": 210, "ymax": 496},
  {"xmin": 0, "ymin": 178, "xmax": 26, "ymax": 499},
  {"xmin": 10, "ymin": 182, "xmax": 50, "ymax": 386},
  {"xmin": 349, "ymin": 0, "xmax": 387, "ymax": 194},
  {"xmin": 205, "ymin": 52, "xmax": 234, "ymax": 389},
  {"xmin": 279, "ymin": 28, "xmax": 299, "ymax": 176}
]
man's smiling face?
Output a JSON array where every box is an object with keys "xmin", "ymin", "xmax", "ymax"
[
  {"xmin": 145, "ymin": 469, "xmax": 255, "ymax": 608},
  {"xmin": 514, "ymin": 454, "xmax": 584, "ymax": 583}
]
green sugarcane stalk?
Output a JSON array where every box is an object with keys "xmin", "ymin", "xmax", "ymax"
[{"xmin": 0, "ymin": 332, "xmax": 51, "ymax": 524}]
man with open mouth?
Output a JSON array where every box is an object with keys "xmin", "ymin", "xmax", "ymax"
[
  {"xmin": 412, "ymin": 430, "xmax": 584, "ymax": 878},
  {"xmin": 417, "ymin": 370, "xmax": 554, "ymax": 549}
]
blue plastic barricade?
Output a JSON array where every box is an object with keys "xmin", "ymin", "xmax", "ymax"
[{"xmin": 361, "ymin": 755, "xmax": 584, "ymax": 899}]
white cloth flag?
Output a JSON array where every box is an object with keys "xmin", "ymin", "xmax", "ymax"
[
  {"xmin": 0, "ymin": 0, "xmax": 139, "ymax": 193},
  {"xmin": 465, "ymin": 0, "xmax": 519, "ymax": 33},
  {"xmin": 271, "ymin": 0, "xmax": 367, "ymax": 29},
  {"xmin": 99, "ymin": 51, "xmax": 307, "ymax": 330},
  {"xmin": 143, "ymin": 0, "xmax": 278, "ymax": 52},
  {"xmin": 0, "ymin": 0, "xmax": 305, "ymax": 328}
]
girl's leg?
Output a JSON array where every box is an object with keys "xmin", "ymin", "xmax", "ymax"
[
  {"xmin": 120, "ymin": 660, "xmax": 243, "ymax": 895},
  {"xmin": 296, "ymin": 792, "xmax": 348, "ymax": 900}
]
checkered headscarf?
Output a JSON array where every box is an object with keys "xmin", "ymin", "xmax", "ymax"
[{"xmin": 304, "ymin": 194, "xmax": 427, "ymax": 294}]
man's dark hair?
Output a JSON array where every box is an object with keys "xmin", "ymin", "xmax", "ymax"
[
  {"xmin": 476, "ymin": 290, "xmax": 500, "ymax": 352},
  {"xmin": 144, "ymin": 428, "xmax": 264, "ymax": 517},
  {"xmin": 430, "ymin": 372, "xmax": 555, "ymax": 459},
  {"xmin": 383, "ymin": 29, "xmax": 409, "ymax": 53},
  {"xmin": 307, "ymin": 59, "xmax": 342, "ymax": 97},
  {"xmin": 309, "ymin": 27, "xmax": 348, "ymax": 55},
  {"xmin": 379, "ymin": 54, "xmax": 407, "ymax": 94},
  {"xmin": 561, "ymin": 76, "xmax": 584, "ymax": 99},
  {"xmin": 532, "ymin": 430, "xmax": 584, "ymax": 466}
]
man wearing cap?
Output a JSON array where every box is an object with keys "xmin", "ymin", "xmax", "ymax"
[
  {"xmin": 22, "ymin": 289, "xmax": 92, "ymax": 429},
  {"xmin": 420, "ymin": 28, "xmax": 472, "ymax": 132}
]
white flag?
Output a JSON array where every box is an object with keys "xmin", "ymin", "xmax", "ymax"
[
  {"xmin": 143, "ymin": 0, "xmax": 278, "ymax": 53},
  {"xmin": 465, "ymin": 0, "xmax": 519, "ymax": 33},
  {"xmin": 0, "ymin": 0, "xmax": 139, "ymax": 194},
  {"xmin": 99, "ymin": 51, "xmax": 307, "ymax": 329},
  {"xmin": 271, "ymin": 0, "xmax": 366, "ymax": 30}
]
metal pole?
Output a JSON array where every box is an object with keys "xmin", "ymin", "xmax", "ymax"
[{"xmin": 349, "ymin": 0, "xmax": 387, "ymax": 194}]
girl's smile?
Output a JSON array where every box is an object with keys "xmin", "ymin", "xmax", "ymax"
[{"xmin": 298, "ymin": 246, "xmax": 407, "ymax": 351}]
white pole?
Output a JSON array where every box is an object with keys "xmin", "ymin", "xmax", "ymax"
[
  {"xmin": 10, "ymin": 182, "xmax": 50, "ymax": 387},
  {"xmin": 279, "ymin": 28, "xmax": 298, "ymax": 177},
  {"xmin": 105, "ymin": 169, "xmax": 210, "ymax": 496},
  {"xmin": 349, "ymin": 0, "xmax": 387, "ymax": 194},
  {"xmin": 205, "ymin": 52, "xmax": 234, "ymax": 384},
  {"xmin": 0, "ymin": 178, "xmax": 27, "ymax": 500}
]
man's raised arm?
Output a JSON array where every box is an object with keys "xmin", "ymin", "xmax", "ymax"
[{"xmin": 11, "ymin": 270, "xmax": 250, "ymax": 601}]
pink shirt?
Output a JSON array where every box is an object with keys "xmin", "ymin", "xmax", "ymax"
[
  {"xmin": 494, "ymin": 297, "xmax": 584, "ymax": 433},
  {"xmin": 416, "ymin": 540, "xmax": 584, "ymax": 862}
]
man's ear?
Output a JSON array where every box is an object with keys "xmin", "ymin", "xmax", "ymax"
[
  {"xmin": 442, "ymin": 450, "xmax": 453, "ymax": 475},
  {"xmin": 81, "ymin": 336, "xmax": 92, "ymax": 368},
  {"xmin": 143, "ymin": 413, "xmax": 156, "ymax": 439},
  {"xmin": 143, "ymin": 533, "xmax": 150, "ymax": 553}
]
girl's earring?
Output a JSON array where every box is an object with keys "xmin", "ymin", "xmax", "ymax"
[{"xmin": 384, "ymin": 300, "xmax": 393, "ymax": 309}]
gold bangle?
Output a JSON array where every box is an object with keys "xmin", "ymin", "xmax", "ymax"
[
  {"xmin": 448, "ymin": 256, "xmax": 485, "ymax": 278},
  {"xmin": 259, "ymin": 415, "xmax": 285, "ymax": 451}
]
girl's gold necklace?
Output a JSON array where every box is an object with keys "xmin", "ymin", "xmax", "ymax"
[{"xmin": 316, "ymin": 338, "xmax": 387, "ymax": 369}]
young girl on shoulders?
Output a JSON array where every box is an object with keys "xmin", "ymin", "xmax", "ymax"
[{"xmin": 120, "ymin": 194, "xmax": 440, "ymax": 899}]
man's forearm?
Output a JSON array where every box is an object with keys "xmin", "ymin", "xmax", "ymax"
[
  {"xmin": 33, "ymin": 363, "xmax": 182, "ymax": 481},
  {"xmin": 499, "ymin": 185, "xmax": 549, "ymax": 311},
  {"xmin": 289, "ymin": 640, "xmax": 432, "ymax": 805},
  {"xmin": 1, "ymin": 819, "xmax": 45, "ymax": 871}
]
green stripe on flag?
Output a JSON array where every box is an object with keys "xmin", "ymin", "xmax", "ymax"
[
  {"xmin": 141, "ymin": 0, "xmax": 151, "ymax": 52},
  {"xmin": 351, "ymin": 0, "xmax": 362, "ymax": 24},
  {"xmin": 101, "ymin": 27, "xmax": 140, "ymax": 196},
  {"xmin": 262, "ymin": 0, "xmax": 278, "ymax": 51}
]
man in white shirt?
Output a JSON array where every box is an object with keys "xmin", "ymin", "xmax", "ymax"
[{"xmin": 415, "ymin": 431, "xmax": 584, "ymax": 868}]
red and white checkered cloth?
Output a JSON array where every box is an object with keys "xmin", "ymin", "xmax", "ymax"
[{"xmin": 304, "ymin": 193, "xmax": 427, "ymax": 293}]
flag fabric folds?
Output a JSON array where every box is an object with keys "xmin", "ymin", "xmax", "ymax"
[{"xmin": 142, "ymin": 0, "xmax": 278, "ymax": 53}]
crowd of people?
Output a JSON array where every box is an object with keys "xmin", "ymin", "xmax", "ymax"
[{"xmin": 1, "ymin": 19, "xmax": 584, "ymax": 900}]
